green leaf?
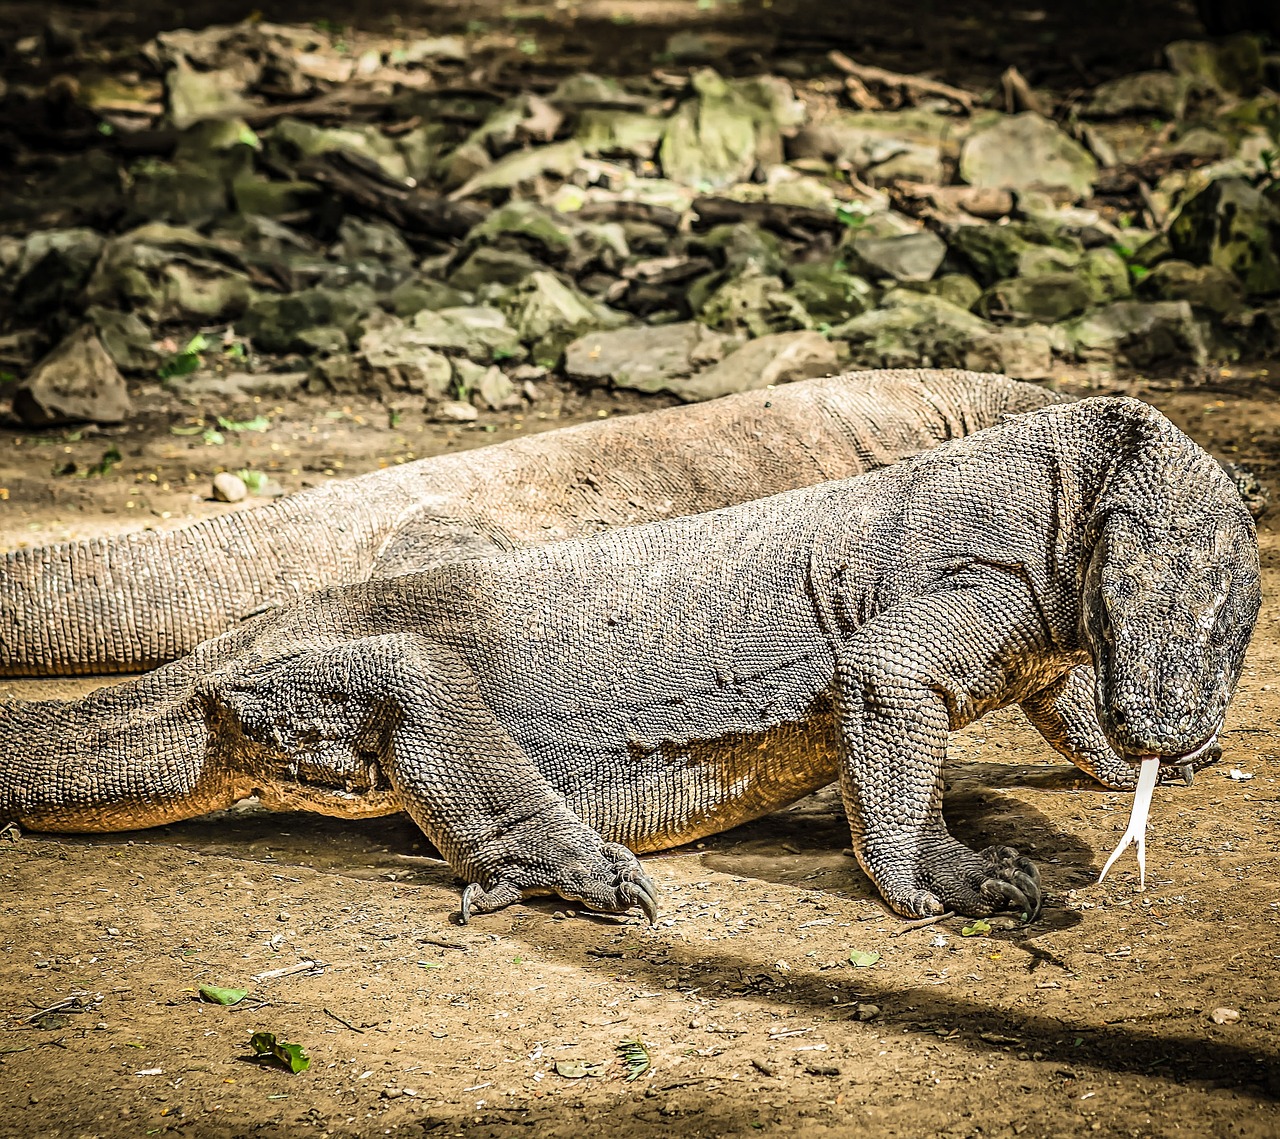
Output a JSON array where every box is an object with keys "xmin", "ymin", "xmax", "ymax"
[
  {"xmin": 617, "ymin": 1039, "xmax": 651, "ymax": 1081},
  {"xmin": 848, "ymin": 949, "xmax": 880, "ymax": 967},
  {"xmin": 960, "ymin": 919, "xmax": 992, "ymax": 937},
  {"xmin": 199, "ymin": 985, "xmax": 247, "ymax": 1006},
  {"xmin": 836, "ymin": 205, "xmax": 867, "ymax": 229},
  {"xmin": 1128, "ymin": 264, "xmax": 1150, "ymax": 283},
  {"xmin": 250, "ymin": 1031, "xmax": 310, "ymax": 1074},
  {"xmin": 202, "ymin": 428, "xmax": 226, "ymax": 447},
  {"xmin": 82, "ymin": 444, "xmax": 123, "ymax": 478},
  {"xmin": 553, "ymin": 1059, "xmax": 607, "ymax": 1079},
  {"xmin": 170, "ymin": 424, "xmax": 205, "ymax": 436},
  {"xmin": 0, "ymin": 370, "xmax": 16, "ymax": 384},
  {"xmin": 235, "ymin": 469, "xmax": 267, "ymax": 494},
  {"xmin": 236, "ymin": 124, "xmax": 261, "ymax": 149},
  {"xmin": 96, "ymin": 122, "xmax": 115, "ymax": 136},
  {"xmin": 216, "ymin": 414, "xmax": 271, "ymax": 433}
]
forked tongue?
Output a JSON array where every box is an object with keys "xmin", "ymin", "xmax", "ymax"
[{"xmin": 1098, "ymin": 756, "xmax": 1160, "ymax": 888}]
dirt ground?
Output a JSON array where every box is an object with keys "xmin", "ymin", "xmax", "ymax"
[{"xmin": 1, "ymin": 366, "xmax": 1279, "ymax": 1139}]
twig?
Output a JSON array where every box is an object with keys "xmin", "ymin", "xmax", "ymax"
[
  {"xmin": 19, "ymin": 993, "xmax": 101, "ymax": 1023},
  {"xmin": 891, "ymin": 912, "xmax": 955, "ymax": 936},
  {"xmin": 419, "ymin": 936, "xmax": 468, "ymax": 951},
  {"xmin": 828, "ymin": 50, "xmax": 978, "ymax": 111},
  {"xmin": 251, "ymin": 959, "xmax": 325, "ymax": 983},
  {"xmin": 1000, "ymin": 66, "xmax": 1048, "ymax": 115},
  {"xmin": 323, "ymin": 1008, "xmax": 365, "ymax": 1033},
  {"xmin": 0, "ymin": 822, "xmax": 18, "ymax": 841}
]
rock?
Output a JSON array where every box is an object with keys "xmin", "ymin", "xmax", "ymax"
[
  {"xmin": 788, "ymin": 263, "xmax": 876, "ymax": 324},
  {"xmin": 502, "ymin": 271, "xmax": 628, "ymax": 367},
  {"xmin": 699, "ymin": 266, "xmax": 813, "ymax": 337},
  {"xmin": 829, "ymin": 290, "xmax": 992, "ymax": 369},
  {"xmin": 357, "ymin": 320, "xmax": 455, "ymax": 397},
  {"xmin": 474, "ymin": 365, "xmax": 519, "ymax": 411},
  {"xmin": 211, "ymin": 471, "xmax": 248, "ymax": 503},
  {"xmin": 268, "ymin": 117, "xmax": 410, "ymax": 182},
  {"xmin": 693, "ymin": 223, "xmax": 786, "ymax": 277},
  {"xmin": 948, "ymin": 223, "xmax": 1082, "ymax": 286},
  {"xmin": 959, "ymin": 113, "xmax": 1098, "ymax": 201},
  {"xmin": 658, "ymin": 69, "xmax": 801, "ymax": 190},
  {"xmin": 388, "ymin": 278, "xmax": 473, "ymax": 318},
  {"xmin": 449, "ymin": 140, "xmax": 584, "ymax": 199},
  {"xmin": 1137, "ymin": 260, "xmax": 1245, "ymax": 316},
  {"xmin": 1077, "ymin": 247, "xmax": 1132, "ymax": 304},
  {"xmin": 1168, "ymin": 177, "xmax": 1280, "ymax": 298},
  {"xmin": 126, "ymin": 159, "xmax": 230, "ymax": 227},
  {"xmin": 294, "ymin": 325, "xmax": 350, "ymax": 356},
  {"xmin": 86, "ymin": 306, "xmax": 158, "ymax": 373},
  {"xmin": 979, "ymin": 272, "xmax": 1095, "ymax": 322},
  {"xmin": 432, "ymin": 400, "xmax": 479, "ymax": 423},
  {"xmin": 564, "ymin": 322, "xmax": 727, "ymax": 393},
  {"xmin": 237, "ymin": 285, "xmax": 378, "ymax": 353},
  {"xmin": 913, "ymin": 273, "xmax": 984, "ymax": 312},
  {"xmin": 465, "ymin": 201, "xmax": 578, "ymax": 264},
  {"xmin": 12, "ymin": 325, "xmax": 131, "ymax": 426},
  {"xmin": 1063, "ymin": 300, "xmax": 1206, "ymax": 367},
  {"xmin": 1167, "ymin": 37, "xmax": 1264, "ymax": 97},
  {"xmin": 672, "ymin": 331, "xmax": 838, "ymax": 402},
  {"xmin": 178, "ymin": 370, "xmax": 308, "ymax": 399},
  {"xmin": 84, "ymin": 223, "xmax": 255, "ymax": 325},
  {"xmin": 850, "ymin": 231, "xmax": 946, "ymax": 284},
  {"xmin": 966, "ymin": 325, "xmax": 1055, "ymax": 380},
  {"xmin": 577, "ymin": 110, "xmax": 666, "ymax": 159},
  {"xmin": 166, "ymin": 59, "xmax": 253, "ymax": 129},
  {"xmin": 9, "ymin": 228, "xmax": 105, "ymax": 324},
  {"xmin": 448, "ymin": 247, "xmax": 546, "ymax": 294},
  {"xmin": 409, "ymin": 306, "xmax": 525, "ymax": 364},
  {"xmin": 788, "ymin": 109, "xmax": 955, "ymax": 184},
  {"xmin": 231, "ymin": 175, "xmax": 320, "ymax": 218},
  {"xmin": 330, "ymin": 217, "xmax": 415, "ymax": 266},
  {"xmin": 1084, "ymin": 72, "xmax": 1186, "ymax": 119}
]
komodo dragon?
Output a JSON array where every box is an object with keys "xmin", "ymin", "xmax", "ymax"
[
  {"xmin": 1, "ymin": 369, "xmax": 1062, "ymax": 678},
  {"xmin": 1, "ymin": 397, "xmax": 1260, "ymax": 922}
]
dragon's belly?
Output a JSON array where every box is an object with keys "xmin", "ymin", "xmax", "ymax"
[{"xmin": 557, "ymin": 695, "xmax": 843, "ymax": 853}]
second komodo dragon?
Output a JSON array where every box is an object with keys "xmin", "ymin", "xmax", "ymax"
[
  {"xmin": 1, "ymin": 369, "xmax": 1059, "ymax": 677},
  {"xmin": 1, "ymin": 398, "xmax": 1260, "ymax": 922}
]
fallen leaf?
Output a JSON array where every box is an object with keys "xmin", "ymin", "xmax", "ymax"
[
  {"xmin": 848, "ymin": 950, "xmax": 880, "ymax": 967},
  {"xmin": 553, "ymin": 1059, "xmax": 607, "ymax": 1079},
  {"xmin": 250, "ymin": 1031, "xmax": 310, "ymax": 1074},
  {"xmin": 199, "ymin": 985, "xmax": 247, "ymax": 1006}
]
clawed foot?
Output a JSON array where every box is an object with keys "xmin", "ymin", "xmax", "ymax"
[
  {"xmin": 887, "ymin": 843, "xmax": 1042, "ymax": 922},
  {"xmin": 458, "ymin": 842, "xmax": 659, "ymax": 925}
]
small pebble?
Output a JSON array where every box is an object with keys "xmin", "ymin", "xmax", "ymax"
[
  {"xmin": 432, "ymin": 400, "xmax": 478, "ymax": 423},
  {"xmin": 212, "ymin": 472, "xmax": 247, "ymax": 503}
]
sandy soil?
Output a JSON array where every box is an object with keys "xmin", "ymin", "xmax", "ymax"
[{"xmin": 1, "ymin": 367, "xmax": 1279, "ymax": 1139}]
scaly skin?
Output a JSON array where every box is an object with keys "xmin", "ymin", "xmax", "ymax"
[
  {"xmin": 0, "ymin": 369, "xmax": 1061, "ymax": 677},
  {"xmin": 0, "ymin": 398, "xmax": 1260, "ymax": 922}
]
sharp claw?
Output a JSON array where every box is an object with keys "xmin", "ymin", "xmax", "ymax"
[
  {"xmin": 459, "ymin": 882, "xmax": 480, "ymax": 925},
  {"xmin": 1180, "ymin": 763, "xmax": 1195, "ymax": 786}
]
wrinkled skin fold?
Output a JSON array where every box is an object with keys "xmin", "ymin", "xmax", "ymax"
[{"xmin": 0, "ymin": 398, "xmax": 1261, "ymax": 923}]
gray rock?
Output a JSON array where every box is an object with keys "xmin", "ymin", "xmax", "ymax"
[
  {"xmin": 86, "ymin": 306, "xmax": 158, "ymax": 373},
  {"xmin": 177, "ymin": 370, "xmax": 308, "ymax": 400},
  {"xmin": 432, "ymin": 400, "xmax": 479, "ymax": 423},
  {"xmin": 1166, "ymin": 37, "xmax": 1264, "ymax": 97},
  {"xmin": 409, "ymin": 306, "xmax": 525, "ymax": 364},
  {"xmin": 84, "ymin": 223, "xmax": 255, "ymax": 325},
  {"xmin": 850, "ymin": 231, "xmax": 946, "ymax": 284},
  {"xmin": 12, "ymin": 325, "xmax": 132, "ymax": 427},
  {"xmin": 501, "ymin": 271, "xmax": 629, "ymax": 367},
  {"xmin": 474, "ymin": 364, "xmax": 519, "ymax": 411},
  {"xmin": 449, "ymin": 140, "xmax": 584, "ymax": 199},
  {"xmin": 294, "ymin": 325, "xmax": 351, "ymax": 356},
  {"xmin": 268, "ymin": 117, "xmax": 410, "ymax": 182},
  {"xmin": 829, "ymin": 290, "xmax": 992, "ymax": 369},
  {"xmin": 388, "ymin": 278, "xmax": 474, "ymax": 318},
  {"xmin": 237, "ymin": 285, "xmax": 378, "ymax": 354},
  {"xmin": 330, "ymin": 217, "xmax": 415, "ymax": 266},
  {"xmin": 1077, "ymin": 247, "xmax": 1132, "ymax": 304},
  {"xmin": 979, "ymin": 272, "xmax": 1095, "ymax": 322},
  {"xmin": 947, "ymin": 225, "xmax": 1040, "ymax": 286},
  {"xmin": 671, "ymin": 331, "xmax": 838, "ymax": 403},
  {"xmin": 357, "ymin": 320, "xmax": 455, "ymax": 397},
  {"xmin": 959, "ymin": 113, "xmax": 1097, "ymax": 201},
  {"xmin": 1063, "ymin": 300, "xmax": 1206, "ymax": 367},
  {"xmin": 166, "ymin": 60, "xmax": 253, "ymax": 130},
  {"xmin": 212, "ymin": 471, "xmax": 248, "ymax": 503},
  {"xmin": 788, "ymin": 263, "xmax": 876, "ymax": 324},
  {"xmin": 126, "ymin": 159, "xmax": 230, "ymax": 227},
  {"xmin": 564, "ymin": 322, "xmax": 727, "ymax": 393},
  {"xmin": 1168, "ymin": 177, "xmax": 1280, "ymax": 298},
  {"xmin": 966, "ymin": 325, "xmax": 1055, "ymax": 381},
  {"xmin": 577, "ymin": 110, "xmax": 666, "ymax": 160},
  {"xmin": 448, "ymin": 247, "xmax": 546, "ymax": 294},
  {"xmin": 230, "ymin": 176, "xmax": 320, "ymax": 218},
  {"xmin": 1084, "ymin": 72, "xmax": 1186, "ymax": 119},
  {"xmin": 1137, "ymin": 260, "xmax": 1245, "ymax": 316},
  {"xmin": 10, "ymin": 228, "xmax": 105, "ymax": 324},
  {"xmin": 699, "ymin": 266, "xmax": 813, "ymax": 337},
  {"xmin": 788, "ymin": 109, "xmax": 954, "ymax": 184}
]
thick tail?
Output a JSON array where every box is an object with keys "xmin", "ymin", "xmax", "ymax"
[{"xmin": 0, "ymin": 656, "xmax": 234, "ymax": 831}]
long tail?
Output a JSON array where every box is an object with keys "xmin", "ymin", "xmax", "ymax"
[{"xmin": 1, "ymin": 370, "xmax": 1063, "ymax": 677}]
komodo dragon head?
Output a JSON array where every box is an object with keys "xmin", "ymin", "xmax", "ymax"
[{"xmin": 1079, "ymin": 401, "xmax": 1262, "ymax": 771}]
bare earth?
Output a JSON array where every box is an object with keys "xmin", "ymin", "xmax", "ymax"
[{"xmin": 2, "ymin": 370, "xmax": 1279, "ymax": 1139}]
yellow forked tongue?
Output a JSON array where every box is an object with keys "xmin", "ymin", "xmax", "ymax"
[{"xmin": 1098, "ymin": 756, "xmax": 1160, "ymax": 888}]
